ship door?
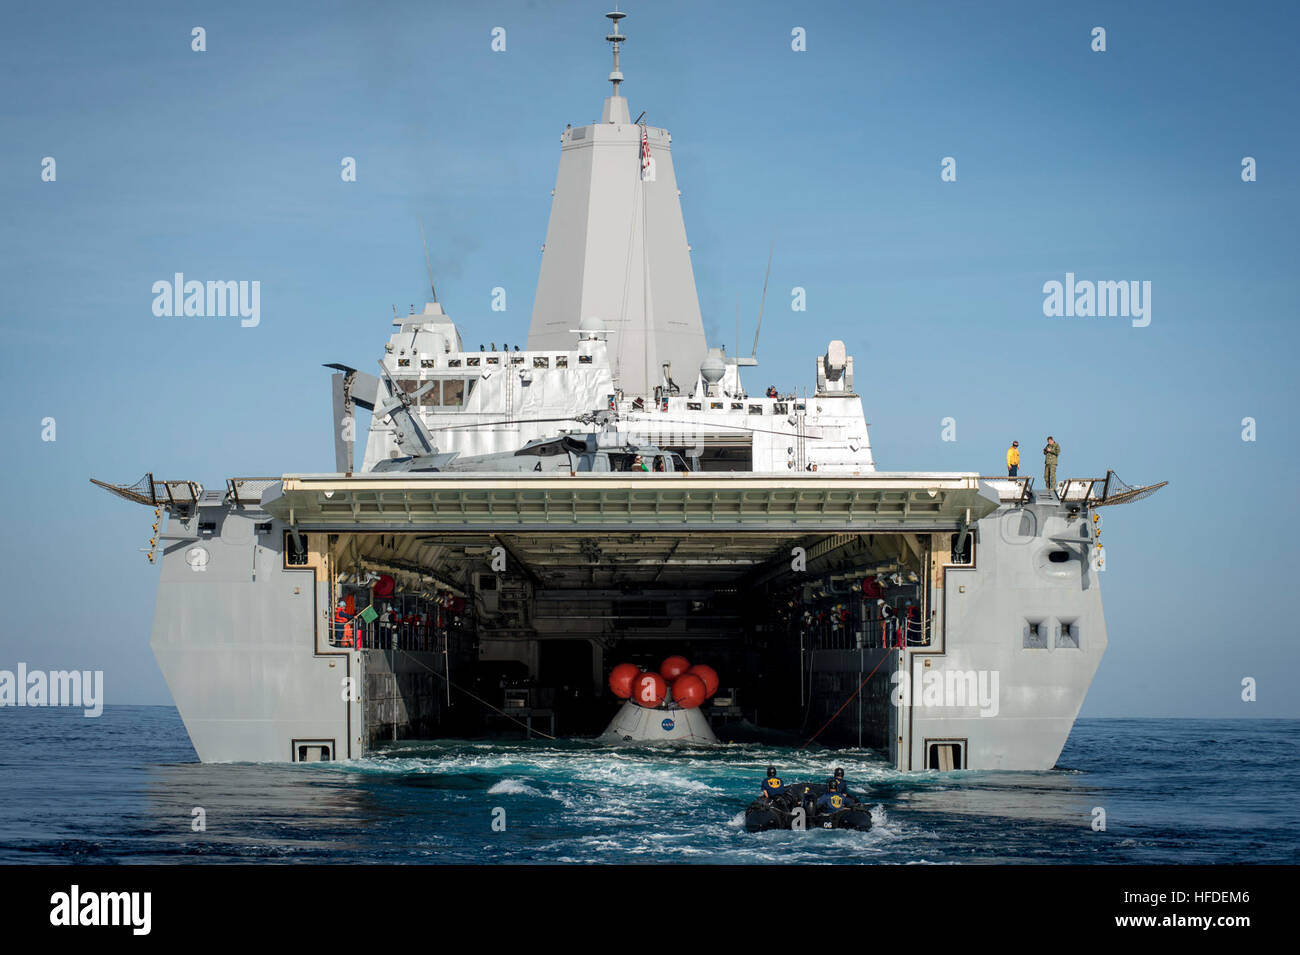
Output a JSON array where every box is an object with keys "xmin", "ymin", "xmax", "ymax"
[
  {"xmin": 925, "ymin": 739, "xmax": 965, "ymax": 770},
  {"xmin": 293, "ymin": 739, "xmax": 335, "ymax": 762}
]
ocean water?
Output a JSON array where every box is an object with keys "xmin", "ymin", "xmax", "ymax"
[{"xmin": 0, "ymin": 707, "xmax": 1295, "ymax": 864}]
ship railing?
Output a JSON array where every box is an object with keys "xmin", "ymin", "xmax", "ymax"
[
  {"xmin": 806, "ymin": 609, "xmax": 923, "ymax": 651},
  {"xmin": 226, "ymin": 477, "xmax": 280, "ymax": 507},
  {"xmin": 978, "ymin": 475, "xmax": 1033, "ymax": 505}
]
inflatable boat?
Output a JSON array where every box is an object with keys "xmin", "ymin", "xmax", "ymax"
[{"xmin": 744, "ymin": 781, "xmax": 873, "ymax": 833}]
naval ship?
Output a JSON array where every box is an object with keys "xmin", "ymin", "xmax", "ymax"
[{"xmin": 96, "ymin": 13, "xmax": 1162, "ymax": 770}]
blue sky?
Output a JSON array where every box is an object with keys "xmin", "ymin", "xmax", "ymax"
[{"xmin": 1, "ymin": 0, "xmax": 1296, "ymax": 716}]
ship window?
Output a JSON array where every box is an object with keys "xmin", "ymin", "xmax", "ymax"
[
  {"xmin": 1048, "ymin": 550, "xmax": 1070, "ymax": 563},
  {"xmin": 774, "ymin": 402, "xmax": 788, "ymax": 414},
  {"xmin": 687, "ymin": 402, "xmax": 701, "ymax": 411},
  {"xmin": 533, "ymin": 356, "xmax": 550, "ymax": 368},
  {"xmin": 397, "ymin": 358, "xmax": 410, "ymax": 367},
  {"xmin": 511, "ymin": 355, "xmax": 525, "ymax": 365},
  {"xmin": 579, "ymin": 355, "xmax": 593, "ymax": 364},
  {"xmin": 448, "ymin": 358, "xmax": 462, "ymax": 367},
  {"xmin": 710, "ymin": 401, "xmax": 723, "ymax": 409},
  {"xmin": 442, "ymin": 379, "xmax": 472, "ymax": 408},
  {"xmin": 467, "ymin": 356, "xmax": 480, "ymax": 367},
  {"xmin": 486, "ymin": 356, "xmax": 499, "ymax": 365},
  {"xmin": 1057, "ymin": 618, "xmax": 1080, "ymax": 649},
  {"xmin": 419, "ymin": 381, "xmax": 442, "ymax": 407},
  {"xmin": 731, "ymin": 402, "xmax": 743, "ymax": 410},
  {"xmin": 794, "ymin": 403, "xmax": 806, "ymax": 411},
  {"xmin": 748, "ymin": 404, "xmax": 763, "ymax": 415},
  {"xmin": 556, "ymin": 356, "xmax": 568, "ymax": 368},
  {"xmin": 420, "ymin": 358, "xmax": 435, "ymax": 368},
  {"xmin": 1023, "ymin": 618, "xmax": 1048, "ymax": 649}
]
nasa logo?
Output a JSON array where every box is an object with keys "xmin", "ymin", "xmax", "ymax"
[{"xmin": 661, "ymin": 718, "xmax": 675, "ymax": 731}]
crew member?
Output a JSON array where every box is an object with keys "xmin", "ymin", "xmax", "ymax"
[
  {"xmin": 765, "ymin": 385, "xmax": 778, "ymax": 398},
  {"xmin": 333, "ymin": 598, "xmax": 354, "ymax": 648},
  {"xmin": 1043, "ymin": 435, "xmax": 1061, "ymax": 496},
  {"xmin": 1006, "ymin": 440, "xmax": 1020, "ymax": 477},
  {"xmin": 761, "ymin": 766, "xmax": 785, "ymax": 800},
  {"xmin": 632, "ymin": 454, "xmax": 650, "ymax": 472},
  {"xmin": 826, "ymin": 766, "xmax": 852, "ymax": 799},
  {"xmin": 816, "ymin": 778, "xmax": 853, "ymax": 813},
  {"xmin": 904, "ymin": 601, "xmax": 921, "ymax": 645}
]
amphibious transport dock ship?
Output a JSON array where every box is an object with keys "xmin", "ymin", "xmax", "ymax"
[{"xmin": 97, "ymin": 14, "xmax": 1161, "ymax": 770}]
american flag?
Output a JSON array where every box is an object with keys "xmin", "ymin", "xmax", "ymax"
[{"xmin": 640, "ymin": 121, "xmax": 653, "ymax": 181}]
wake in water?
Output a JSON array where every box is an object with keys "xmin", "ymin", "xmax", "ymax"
[{"xmin": 2, "ymin": 710, "xmax": 1296, "ymax": 864}]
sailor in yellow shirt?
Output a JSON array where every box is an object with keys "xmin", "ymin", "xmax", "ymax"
[{"xmin": 1006, "ymin": 440, "xmax": 1020, "ymax": 477}]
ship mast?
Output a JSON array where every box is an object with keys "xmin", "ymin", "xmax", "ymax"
[{"xmin": 605, "ymin": 10, "xmax": 625, "ymax": 99}]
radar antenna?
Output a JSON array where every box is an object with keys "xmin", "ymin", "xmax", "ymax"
[
  {"xmin": 418, "ymin": 216, "xmax": 438, "ymax": 303},
  {"xmin": 751, "ymin": 228, "xmax": 775, "ymax": 360},
  {"xmin": 605, "ymin": 10, "xmax": 627, "ymax": 98}
]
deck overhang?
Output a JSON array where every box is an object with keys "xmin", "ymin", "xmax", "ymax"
[{"xmin": 260, "ymin": 471, "xmax": 1001, "ymax": 533}]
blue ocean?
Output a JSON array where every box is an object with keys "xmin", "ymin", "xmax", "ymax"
[{"xmin": 0, "ymin": 708, "xmax": 1294, "ymax": 864}]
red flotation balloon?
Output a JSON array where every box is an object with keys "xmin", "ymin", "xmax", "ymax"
[
  {"xmin": 608, "ymin": 663, "xmax": 640, "ymax": 699},
  {"xmin": 672, "ymin": 673, "xmax": 708, "ymax": 709},
  {"xmin": 687, "ymin": 664, "xmax": 719, "ymax": 698},
  {"xmin": 632, "ymin": 671, "xmax": 667, "ymax": 707},
  {"xmin": 373, "ymin": 574, "xmax": 396, "ymax": 597},
  {"xmin": 660, "ymin": 655, "xmax": 691, "ymax": 681}
]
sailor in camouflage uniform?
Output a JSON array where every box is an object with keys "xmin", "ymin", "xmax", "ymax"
[{"xmin": 1043, "ymin": 436, "xmax": 1061, "ymax": 497}]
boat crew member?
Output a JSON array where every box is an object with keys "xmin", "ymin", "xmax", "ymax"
[
  {"xmin": 1043, "ymin": 436, "xmax": 1061, "ymax": 496},
  {"xmin": 765, "ymin": 385, "xmax": 778, "ymax": 398},
  {"xmin": 816, "ymin": 778, "xmax": 853, "ymax": 813},
  {"xmin": 633, "ymin": 454, "xmax": 649, "ymax": 472},
  {"xmin": 826, "ymin": 766, "xmax": 852, "ymax": 798},
  {"xmin": 1006, "ymin": 440, "xmax": 1019, "ymax": 477},
  {"xmin": 761, "ymin": 766, "xmax": 785, "ymax": 799}
]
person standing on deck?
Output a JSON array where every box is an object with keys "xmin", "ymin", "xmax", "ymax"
[
  {"xmin": 1043, "ymin": 436, "xmax": 1061, "ymax": 497},
  {"xmin": 1006, "ymin": 440, "xmax": 1020, "ymax": 477}
]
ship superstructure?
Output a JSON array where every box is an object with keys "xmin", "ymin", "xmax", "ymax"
[{"xmin": 96, "ymin": 14, "xmax": 1162, "ymax": 770}]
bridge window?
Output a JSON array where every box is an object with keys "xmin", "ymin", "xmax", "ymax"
[
  {"xmin": 418, "ymin": 382, "xmax": 442, "ymax": 407},
  {"xmin": 1023, "ymin": 618, "xmax": 1048, "ymax": 649}
]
